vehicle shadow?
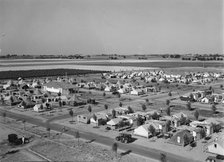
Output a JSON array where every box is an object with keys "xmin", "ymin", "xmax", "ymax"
[
  {"xmin": 120, "ymin": 150, "xmax": 132, "ymax": 156},
  {"xmin": 86, "ymin": 139, "xmax": 95, "ymax": 143}
]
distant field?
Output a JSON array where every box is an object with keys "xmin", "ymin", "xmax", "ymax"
[
  {"xmin": 0, "ymin": 69, "xmax": 107, "ymax": 80},
  {"xmin": 0, "ymin": 59, "xmax": 223, "ymax": 75},
  {"xmin": 75, "ymin": 61, "xmax": 224, "ymax": 68},
  {"xmin": 1, "ymin": 60, "xmax": 223, "ymax": 68}
]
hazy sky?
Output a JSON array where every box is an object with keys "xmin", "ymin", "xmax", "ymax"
[{"xmin": 0, "ymin": 0, "xmax": 223, "ymax": 55}]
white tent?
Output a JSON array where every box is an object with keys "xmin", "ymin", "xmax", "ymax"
[{"xmin": 133, "ymin": 124, "xmax": 149, "ymax": 138}]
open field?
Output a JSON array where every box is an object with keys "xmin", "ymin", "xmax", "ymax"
[
  {"xmin": 0, "ymin": 59, "xmax": 223, "ymax": 73},
  {"xmin": 0, "ymin": 69, "xmax": 107, "ymax": 80},
  {"xmin": 70, "ymin": 60, "xmax": 224, "ymax": 68},
  {"xmin": 1, "ymin": 59, "xmax": 223, "ymax": 68}
]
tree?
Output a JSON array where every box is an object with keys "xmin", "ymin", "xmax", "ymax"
[
  {"xmin": 2, "ymin": 111, "xmax": 6, "ymax": 123},
  {"xmin": 211, "ymin": 104, "xmax": 217, "ymax": 114},
  {"xmin": 46, "ymin": 103, "xmax": 50, "ymax": 110},
  {"xmin": 186, "ymin": 102, "xmax": 192, "ymax": 111},
  {"xmin": 151, "ymin": 112, "xmax": 159, "ymax": 120},
  {"xmin": 119, "ymin": 102, "xmax": 122, "ymax": 107},
  {"xmin": 180, "ymin": 114, "xmax": 187, "ymax": 125},
  {"xmin": 194, "ymin": 110, "xmax": 199, "ymax": 120},
  {"xmin": 9, "ymin": 96, "xmax": 14, "ymax": 106},
  {"xmin": 148, "ymin": 125, "xmax": 156, "ymax": 136},
  {"xmin": 166, "ymin": 99, "xmax": 170, "ymax": 106},
  {"xmin": 213, "ymin": 123, "xmax": 222, "ymax": 133},
  {"xmin": 189, "ymin": 93, "xmax": 194, "ymax": 101},
  {"xmin": 46, "ymin": 127, "xmax": 51, "ymax": 137},
  {"xmin": 128, "ymin": 106, "xmax": 134, "ymax": 113},
  {"xmin": 142, "ymin": 104, "xmax": 147, "ymax": 111},
  {"xmin": 69, "ymin": 109, "xmax": 74, "ymax": 122},
  {"xmin": 75, "ymin": 131, "xmax": 80, "ymax": 146},
  {"xmin": 168, "ymin": 91, "xmax": 172, "ymax": 97},
  {"xmin": 92, "ymin": 113, "xmax": 97, "ymax": 121},
  {"xmin": 112, "ymin": 142, "xmax": 118, "ymax": 158},
  {"xmin": 112, "ymin": 109, "xmax": 116, "ymax": 118},
  {"xmin": 0, "ymin": 95, "xmax": 4, "ymax": 105},
  {"xmin": 209, "ymin": 86, "xmax": 213, "ymax": 90},
  {"xmin": 117, "ymin": 93, "xmax": 121, "ymax": 98},
  {"xmin": 136, "ymin": 115, "xmax": 144, "ymax": 126},
  {"xmin": 145, "ymin": 98, "xmax": 149, "ymax": 105},
  {"xmin": 165, "ymin": 120, "xmax": 171, "ymax": 132},
  {"xmin": 59, "ymin": 100, "xmax": 62, "ymax": 108},
  {"xmin": 104, "ymin": 104, "xmax": 108, "ymax": 112},
  {"xmin": 88, "ymin": 105, "xmax": 92, "ymax": 114},
  {"xmin": 22, "ymin": 119, "xmax": 26, "ymax": 130},
  {"xmin": 160, "ymin": 153, "xmax": 167, "ymax": 162},
  {"xmin": 166, "ymin": 107, "xmax": 171, "ymax": 116}
]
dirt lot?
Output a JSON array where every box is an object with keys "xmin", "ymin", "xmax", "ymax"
[
  {"xmin": 0, "ymin": 117, "xmax": 154, "ymax": 162},
  {"xmin": 0, "ymin": 122, "xmax": 45, "ymax": 161}
]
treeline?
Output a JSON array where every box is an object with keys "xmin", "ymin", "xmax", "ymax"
[
  {"xmin": 182, "ymin": 56, "xmax": 223, "ymax": 61},
  {"xmin": 162, "ymin": 54, "xmax": 181, "ymax": 58},
  {"xmin": 0, "ymin": 54, "xmax": 34, "ymax": 59},
  {"xmin": 0, "ymin": 54, "xmax": 85, "ymax": 59},
  {"xmin": 0, "ymin": 69, "xmax": 108, "ymax": 80}
]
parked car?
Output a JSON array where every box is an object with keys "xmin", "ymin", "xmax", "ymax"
[
  {"xmin": 205, "ymin": 156, "xmax": 224, "ymax": 162},
  {"xmin": 164, "ymin": 132, "xmax": 173, "ymax": 139},
  {"xmin": 157, "ymin": 133, "xmax": 164, "ymax": 138}
]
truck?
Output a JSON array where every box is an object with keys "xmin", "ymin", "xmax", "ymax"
[{"xmin": 8, "ymin": 134, "xmax": 29, "ymax": 145}]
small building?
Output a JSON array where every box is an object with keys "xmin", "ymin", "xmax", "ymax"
[
  {"xmin": 90, "ymin": 112, "xmax": 108, "ymax": 126},
  {"xmin": 190, "ymin": 120, "xmax": 214, "ymax": 137},
  {"xmin": 33, "ymin": 104, "xmax": 45, "ymax": 112},
  {"xmin": 18, "ymin": 99, "xmax": 36, "ymax": 109},
  {"xmin": 171, "ymin": 112, "xmax": 188, "ymax": 128},
  {"xmin": 31, "ymin": 95, "xmax": 43, "ymax": 103},
  {"xmin": 77, "ymin": 114, "xmax": 92, "ymax": 124},
  {"xmin": 207, "ymin": 135, "xmax": 224, "ymax": 156},
  {"xmin": 67, "ymin": 95, "xmax": 86, "ymax": 106},
  {"xmin": 113, "ymin": 107, "xmax": 129, "ymax": 115},
  {"xmin": 43, "ymin": 81, "xmax": 77, "ymax": 95},
  {"xmin": 177, "ymin": 125, "xmax": 204, "ymax": 141},
  {"xmin": 201, "ymin": 97, "xmax": 210, "ymax": 104},
  {"xmin": 106, "ymin": 118, "xmax": 123, "ymax": 129},
  {"xmin": 118, "ymin": 88, "xmax": 128, "ymax": 94},
  {"xmin": 133, "ymin": 124, "xmax": 150, "ymax": 138},
  {"xmin": 130, "ymin": 88, "xmax": 144, "ymax": 95},
  {"xmin": 117, "ymin": 115, "xmax": 136, "ymax": 126},
  {"xmin": 168, "ymin": 129, "xmax": 194, "ymax": 146},
  {"xmin": 4, "ymin": 95, "xmax": 21, "ymax": 106},
  {"xmin": 145, "ymin": 120, "xmax": 167, "ymax": 134}
]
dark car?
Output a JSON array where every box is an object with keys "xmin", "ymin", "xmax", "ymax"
[
  {"xmin": 115, "ymin": 133, "xmax": 132, "ymax": 143},
  {"xmin": 205, "ymin": 155, "xmax": 224, "ymax": 162},
  {"xmin": 206, "ymin": 156, "xmax": 217, "ymax": 162}
]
